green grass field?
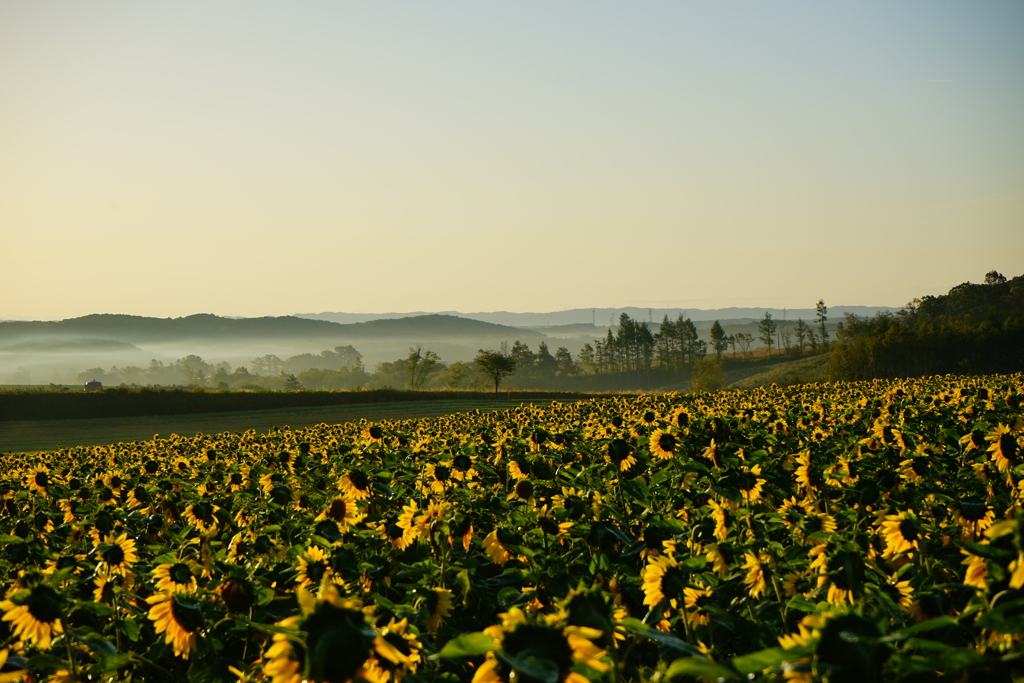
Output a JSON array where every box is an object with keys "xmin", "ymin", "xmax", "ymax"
[{"xmin": 0, "ymin": 398, "xmax": 559, "ymax": 453}]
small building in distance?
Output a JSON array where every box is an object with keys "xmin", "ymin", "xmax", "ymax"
[{"xmin": 85, "ymin": 380, "xmax": 103, "ymax": 392}]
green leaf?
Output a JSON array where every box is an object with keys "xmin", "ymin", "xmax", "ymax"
[
  {"xmin": 73, "ymin": 600, "xmax": 114, "ymax": 617},
  {"xmin": 618, "ymin": 619, "xmax": 703, "ymax": 657},
  {"xmin": 887, "ymin": 616, "xmax": 959, "ymax": 640},
  {"xmin": 731, "ymin": 648, "xmax": 788, "ymax": 675},
  {"xmin": 0, "ymin": 535, "xmax": 24, "ymax": 544},
  {"xmin": 93, "ymin": 652, "xmax": 131, "ymax": 674},
  {"xmin": 25, "ymin": 654, "xmax": 67, "ymax": 674},
  {"xmin": 435, "ymin": 632, "xmax": 497, "ymax": 659},
  {"xmin": 786, "ymin": 595, "xmax": 817, "ymax": 613},
  {"xmin": 498, "ymin": 652, "xmax": 559, "ymax": 683},
  {"xmin": 122, "ymin": 617, "xmax": 141, "ymax": 642},
  {"xmin": 666, "ymin": 657, "xmax": 741, "ymax": 681},
  {"xmin": 976, "ymin": 599, "xmax": 1024, "ymax": 635}
]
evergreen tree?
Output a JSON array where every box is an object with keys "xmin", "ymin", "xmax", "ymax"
[
  {"xmin": 758, "ymin": 312, "xmax": 778, "ymax": 357},
  {"xmin": 710, "ymin": 320, "xmax": 729, "ymax": 360}
]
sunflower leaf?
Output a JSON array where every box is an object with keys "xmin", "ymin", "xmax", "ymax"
[
  {"xmin": 93, "ymin": 652, "xmax": 131, "ymax": 674},
  {"xmin": 435, "ymin": 632, "xmax": 497, "ymax": 659},
  {"xmin": 731, "ymin": 647, "xmax": 789, "ymax": 675},
  {"xmin": 498, "ymin": 652, "xmax": 559, "ymax": 683},
  {"xmin": 666, "ymin": 657, "xmax": 741, "ymax": 681}
]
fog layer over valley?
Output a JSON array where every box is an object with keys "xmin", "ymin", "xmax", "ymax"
[{"xmin": 0, "ymin": 308, "xmax": 851, "ymax": 387}]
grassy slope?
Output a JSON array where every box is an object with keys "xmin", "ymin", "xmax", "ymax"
[
  {"xmin": 0, "ymin": 398, "xmax": 563, "ymax": 453},
  {"xmin": 728, "ymin": 353, "xmax": 830, "ymax": 389}
]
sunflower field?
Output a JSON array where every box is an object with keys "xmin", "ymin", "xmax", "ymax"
[{"xmin": 2, "ymin": 374, "xmax": 1024, "ymax": 683}]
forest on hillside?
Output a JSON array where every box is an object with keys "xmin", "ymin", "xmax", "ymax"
[{"xmin": 829, "ymin": 270, "xmax": 1024, "ymax": 380}]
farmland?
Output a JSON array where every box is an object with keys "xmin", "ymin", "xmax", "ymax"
[{"xmin": 1, "ymin": 373, "xmax": 1023, "ymax": 682}]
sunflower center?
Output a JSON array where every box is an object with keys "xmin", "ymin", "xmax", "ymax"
[
  {"xmin": 368, "ymin": 426, "xmax": 384, "ymax": 440},
  {"xmin": 169, "ymin": 563, "xmax": 192, "ymax": 584},
  {"xmin": 349, "ymin": 471, "xmax": 370, "ymax": 491},
  {"xmin": 999, "ymin": 434, "xmax": 1018, "ymax": 460},
  {"xmin": 453, "ymin": 455, "xmax": 472, "ymax": 471},
  {"xmin": 103, "ymin": 544, "xmax": 126, "ymax": 566},
  {"xmin": 657, "ymin": 433, "xmax": 676, "ymax": 452},
  {"xmin": 303, "ymin": 604, "xmax": 374, "ymax": 683},
  {"xmin": 433, "ymin": 466, "xmax": 451, "ymax": 482},
  {"xmin": 34, "ymin": 472, "xmax": 49, "ymax": 488},
  {"xmin": 738, "ymin": 473, "xmax": 758, "ymax": 491},
  {"xmin": 170, "ymin": 596, "xmax": 205, "ymax": 633},
  {"xmin": 27, "ymin": 586, "xmax": 62, "ymax": 623},
  {"xmin": 898, "ymin": 519, "xmax": 920, "ymax": 542},
  {"xmin": 960, "ymin": 501, "xmax": 987, "ymax": 522},
  {"xmin": 326, "ymin": 499, "xmax": 351, "ymax": 522}
]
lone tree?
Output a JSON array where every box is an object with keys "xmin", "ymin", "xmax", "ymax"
[
  {"xmin": 474, "ymin": 349, "xmax": 516, "ymax": 393},
  {"xmin": 758, "ymin": 312, "xmax": 778, "ymax": 357},
  {"xmin": 709, "ymin": 320, "xmax": 729, "ymax": 360},
  {"xmin": 815, "ymin": 300, "xmax": 829, "ymax": 349}
]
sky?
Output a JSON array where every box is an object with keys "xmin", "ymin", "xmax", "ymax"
[{"xmin": 2, "ymin": 2, "xmax": 1022, "ymax": 320}]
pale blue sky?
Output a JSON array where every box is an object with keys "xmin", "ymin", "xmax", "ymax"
[{"xmin": 2, "ymin": 2, "xmax": 1022, "ymax": 319}]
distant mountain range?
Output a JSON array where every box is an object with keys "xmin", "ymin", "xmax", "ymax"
[
  {"xmin": 0, "ymin": 307, "xmax": 899, "ymax": 384},
  {"xmin": 299, "ymin": 306, "xmax": 899, "ymax": 327}
]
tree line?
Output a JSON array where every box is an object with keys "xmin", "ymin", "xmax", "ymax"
[{"xmin": 829, "ymin": 271, "xmax": 1024, "ymax": 380}]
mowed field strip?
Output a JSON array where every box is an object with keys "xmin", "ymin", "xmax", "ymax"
[{"xmin": 0, "ymin": 398, "xmax": 557, "ymax": 452}]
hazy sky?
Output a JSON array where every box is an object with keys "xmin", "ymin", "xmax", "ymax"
[{"xmin": 2, "ymin": 2, "xmax": 1022, "ymax": 320}]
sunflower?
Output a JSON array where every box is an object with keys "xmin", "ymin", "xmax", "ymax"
[
  {"xmin": 102, "ymin": 471, "xmax": 127, "ymax": 495},
  {"xmin": 702, "ymin": 439, "xmax": 722, "ymax": 469},
  {"xmin": 648, "ymin": 429, "xmax": 677, "ymax": 461},
  {"xmin": 450, "ymin": 453, "xmax": 478, "ymax": 483},
  {"xmin": 224, "ymin": 468, "xmax": 251, "ymax": 493},
  {"xmin": 782, "ymin": 570, "xmax": 816, "ymax": 598},
  {"xmin": 126, "ymin": 486, "xmax": 152, "ymax": 510},
  {"xmin": 738, "ymin": 464, "xmax": 766, "ymax": 503},
  {"xmin": 671, "ymin": 407, "xmax": 690, "ymax": 429},
  {"xmin": 0, "ymin": 585, "xmax": 64, "ymax": 650},
  {"xmin": 415, "ymin": 502, "xmax": 450, "ymax": 539},
  {"xmin": 880, "ymin": 575, "xmax": 914, "ymax": 611},
  {"xmin": 987, "ymin": 425, "xmax": 1019, "ymax": 473},
  {"xmin": 706, "ymin": 499, "xmax": 729, "ymax": 541},
  {"xmin": 741, "ymin": 551, "xmax": 769, "ymax": 598},
  {"xmin": 362, "ymin": 424, "xmax": 385, "ymax": 446},
  {"xmin": 365, "ymin": 617, "xmax": 423, "ymax": 682},
  {"xmin": 315, "ymin": 495, "xmax": 364, "ymax": 531},
  {"xmin": 776, "ymin": 497, "xmax": 813, "ymax": 529},
  {"xmin": 93, "ymin": 565, "xmax": 117, "ymax": 603},
  {"xmin": 295, "ymin": 545, "xmax": 340, "ymax": 594},
  {"xmin": 1009, "ymin": 552, "xmax": 1024, "ymax": 590},
  {"xmin": 880, "ymin": 512, "xmax": 926, "ymax": 558},
  {"xmin": 339, "ymin": 470, "xmax": 373, "ymax": 500},
  {"xmin": 961, "ymin": 551, "xmax": 988, "ymax": 590},
  {"xmin": 642, "ymin": 554, "xmax": 687, "ymax": 608},
  {"xmin": 483, "ymin": 530, "xmax": 514, "ymax": 566},
  {"xmin": 795, "ymin": 452, "xmax": 814, "ymax": 492},
  {"xmin": 182, "ymin": 502, "xmax": 220, "ymax": 533},
  {"xmin": 421, "ymin": 464, "xmax": 452, "ymax": 495},
  {"xmin": 605, "ymin": 440, "xmax": 636, "ymax": 472},
  {"xmin": 263, "ymin": 587, "xmax": 401, "ymax": 683},
  {"xmin": 26, "ymin": 466, "xmax": 51, "ymax": 497},
  {"xmin": 799, "ymin": 512, "xmax": 837, "ymax": 540},
  {"xmin": 956, "ymin": 501, "xmax": 995, "ymax": 540},
  {"xmin": 683, "ymin": 582, "xmax": 714, "ymax": 627},
  {"xmin": 153, "ymin": 563, "xmax": 198, "ymax": 594},
  {"xmin": 705, "ymin": 543, "xmax": 733, "ymax": 578},
  {"xmin": 146, "ymin": 592, "xmax": 203, "ymax": 659},
  {"xmin": 425, "ymin": 588, "xmax": 453, "ymax": 632},
  {"xmin": 472, "ymin": 621, "xmax": 607, "ymax": 683},
  {"xmin": 97, "ymin": 533, "xmax": 138, "ymax": 576}
]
